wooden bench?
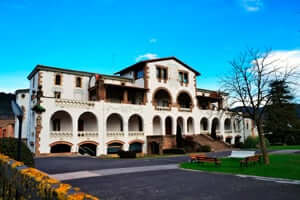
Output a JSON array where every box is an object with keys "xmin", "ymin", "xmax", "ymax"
[
  {"xmin": 240, "ymin": 155, "xmax": 261, "ymax": 167},
  {"xmin": 190, "ymin": 154, "xmax": 221, "ymax": 165}
]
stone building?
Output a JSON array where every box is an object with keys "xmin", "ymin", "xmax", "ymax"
[{"xmin": 18, "ymin": 57, "xmax": 256, "ymax": 156}]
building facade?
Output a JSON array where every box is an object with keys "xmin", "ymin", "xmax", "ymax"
[{"xmin": 22, "ymin": 57, "xmax": 256, "ymax": 156}]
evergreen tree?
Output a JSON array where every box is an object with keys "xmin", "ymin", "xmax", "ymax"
[{"xmin": 265, "ymin": 80, "xmax": 299, "ymax": 143}]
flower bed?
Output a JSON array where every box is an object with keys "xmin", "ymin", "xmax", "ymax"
[{"xmin": 0, "ymin": 153, "xmax": 99, "ymax": 200}]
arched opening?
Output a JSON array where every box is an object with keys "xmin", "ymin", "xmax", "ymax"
[
  {"xmin": 77, "ymin": 112, "xmax": 98, "ymax": 133},
  {"xmin": 153, "ymin": 89, "xmax": 172, "ymax": 109},
  {"xmin": 200, "ymin": 118, "xmax": 209, "ymax": 132},
  {"xmin": 187, "ymin": 117, "xmax": 194, "ymax": 134},
  {"xmin": 79, "ymin": 143, "xmax": 97, "ymax": 156},
  {"xmin": 106, "ymin": 113, "xmax": 123, "ymax": 132},
  {"xmin": 224, "ymin": 118, "xmax": 231, "ymax": 131},
  {"xmin": 176, "ymin": 117, "xmax": 184, "ymax": 147},
  {"xmin": 165, "ymin": 116, "xmax": 173, "ymax": 135},
  {"xmin": 129, "ymin": 142, "xmax": 143, "ymax": 153},
  {"xmin": 225, "ymin": 136, "xmax": 232, "ymax": 144},
  {"xmin": 128, "ymin": 114, "xmax": 143, "ymax": 132},
  {"xmin": 235, "ymin": 135, "xmax": 241, "ymax": 144},
  {"xmin": 149, "ymin": 142, "xmax": 160, "ymax": 154},
  {"xmin": 211, "ymin": 118, "xmax": 220, "ymax": 139},
  {"xmin": 50, "ymin": 144, "xmax": 71, "ymax": 153},
  {"xmin": 153, "ymin": 116, "xmax": 162, "ymax": 135},
  {"xmin": 50, "ymin": 111, "xmax": 72, "ymax": 132},
  {"xmin": 177, "ymin": 92, "xmax": 192, "ymax": 110},
  {"xmin": 107, "ymin": 142, "xmax": 123, "ymax": 154}
]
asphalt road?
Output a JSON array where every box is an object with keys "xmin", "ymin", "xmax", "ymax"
[
  {"xmin": 65, "ymin": 169, "xmax": 300, "ymax": 200},
  {"xmin": 35, "ymin": 153, "xmax": 300, "ymax": 200}
]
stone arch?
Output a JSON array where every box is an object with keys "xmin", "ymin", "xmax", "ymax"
[
  {"xmin": 78, "ymin": 141, "xmax": 98, "ymax": 156},
  {"xmin": 153, "ymin": 115, "xmax": 162, "ymax": 135},
  {"xmin": 187, "ymin": 117, "xmax": 194, "ymax": 134},
  {"xmin": 176, "ymin": 90, "xmax": 194, "ymax": 109},
  {"xmin": 165, "ymin": 116, "xmax": 173, "ymax": 135},
  {"xmin": 106, "ymin": 113, "xmax": 123, "ymax": 132},
  {"xmin": 200, "ymin": 117, "xmax": 209, "ymax": 131},
  {"xmin": 211, "ymin": 118, "xmax": 220, "ymax": 139},
  {"xmin": 49, "ymin": 141, "xmax": 73, "ymax": 153},
  {"xmin": 152, "ymin": 87, "xmax": 173, "ymax": 108},
  {"xmin": 128, "ymin": 114, "xmax": 143, "ymax": 132},
  {"xmin": 77, "ymin": 112, "xmax": 98, "ymax": 132},
  {"xmin": 106, "ymin": 140, "xmax": 124, "ymax": 154},
  {"xmin": 106, "ymin": 140, "xmax": 125, "ymax": 145},
  {"xmin": 50, "ymin": 110, "xmax": 73, "ymax": 131},
  {"xmin": 224, "ymin": 118, "xmax": 231, "ymax": 130},
  {"xmin": 129, "ymin": 140, "xmax": 144, "ymax": 153}
]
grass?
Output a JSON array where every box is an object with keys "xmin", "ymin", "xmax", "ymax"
[
  {"xmin": 180, "ymin": 154, "xmax": 300, "ymax": 180},
  {"xmin": 267, "ymin": 145, "xmax": 300, "ymax": 151}
]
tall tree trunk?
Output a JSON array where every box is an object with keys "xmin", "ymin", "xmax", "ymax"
[{"xmin": 256, "ymin": 120, "xmax": 270, "ymax": 165}]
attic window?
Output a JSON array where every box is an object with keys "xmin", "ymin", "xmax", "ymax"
[
  {"xmin": 135, "ymin": 70, "xmax": 144, "ymax": 79},
  {"xmin": 55, "ymin": 74, "xmax": 62, "ymax": 85},
  {"xmin": 76, "ymin": 77, "xmax": 82, "ymax": 88}
]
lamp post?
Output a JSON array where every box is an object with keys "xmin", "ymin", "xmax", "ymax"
[{"xmin": 11, "ymin": 100, "xmax": 23, "ymax": 161}]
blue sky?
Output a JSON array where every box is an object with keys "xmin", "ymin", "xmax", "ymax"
[{"xmin": 0, "ymin": 0, "xmax": 299, "ymax": 93}]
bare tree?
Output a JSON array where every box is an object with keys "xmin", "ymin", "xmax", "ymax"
[{"xmin": 221, "ymin": 48, "xmax": 298, "ymax": 165}]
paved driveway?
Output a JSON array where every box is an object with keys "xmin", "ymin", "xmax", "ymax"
[{"xmin": 35, "ymin": 155, "xmax": 300, "ymax": 200}]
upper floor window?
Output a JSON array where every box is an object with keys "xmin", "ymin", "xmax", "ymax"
[
  {"xmin": 55, "ymin": 74, "xmax": 62, "ymax": 85},
  {"xmin": 156, "ymin": 66, "xmax": 167, "ymax": 81},
  {"xmin": 179, "ymin": 71, "xmax": 188, "ymax": 84},
  {"xmin": 135, "ymin": 70, "xmax": 144, "ymax": 79},
  {"xmin": 54, "ymin": 91, "xmax": 61, "ymax": 99},
  {"xmin": 76, "ymin": 77, "xmax": 82, "ymax": 88}
]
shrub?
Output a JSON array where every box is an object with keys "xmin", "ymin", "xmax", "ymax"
[
  {"xmin": 163, "ymin": 148, "xmax": 185, "ymax": 154},
  {"xmin": 201, "ymin": 145, "xmax": 211, "ymax": 152},
  {"xmin": 242, "ymin": 136, "xmax": 270, "ymax": 149},
  {"xmin": 117, "ymin": 150, "xmax": 136, "ymax": 158},
  {"xmin": 234, "ymin": 142, "xmax": 244, "ymax": 148},
  {"xmin": 0, "ymin": 138, "xmax": 34, "ymax": 167}
]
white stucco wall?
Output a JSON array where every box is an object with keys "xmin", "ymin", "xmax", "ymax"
[{"xmin": 25, "ymin": 58, "xmax": 257, "ymax": 156}]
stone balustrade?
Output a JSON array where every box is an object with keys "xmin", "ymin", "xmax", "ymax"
[
  {"xmin": 55, "ymin": 99, "xmax": 95, "ymax": 108},
  {"xmin": 78, "ymin": 131, "xmax": 98, "ymax": 137},
  {"xmin": 224, "ymin": 130, "xmax": 232, "ymax": 133},
  {"xmin": 128, "ymin": 131, "xmax": 144, "ymax": 136},
  {"xmin": 50, "ymin": 131, "xmax": 73, "ymax": 137},
  {"xmin": 107, "ymin": 131, "xmax": 124, "ymax": 137},
  {"xmin": 155, "ymin": 106, "xmax": 171, "ymax": 111},
  {"xmin": 179, "ymin": 107, "xmax": 192, "ymax": 112}
]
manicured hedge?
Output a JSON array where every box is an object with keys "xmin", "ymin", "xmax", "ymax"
[
  {"xmin": 0, "ymin": 138, "xmax": 34, "ymax": 167},
  {"xmin": 0, "ymin": 153, "xmax": 98, "ymax": 200},
  {"xmin": 200, "ymin": 145, "xmax": 211, "ymax": 152},
  {"xmin": 242, "ymin": 136, "xmax": 270, "ymax": 149}
]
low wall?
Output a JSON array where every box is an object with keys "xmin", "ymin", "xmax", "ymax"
[{"xmin": 0, "ymin": 153, "xmax": 98, "ymax": 200}]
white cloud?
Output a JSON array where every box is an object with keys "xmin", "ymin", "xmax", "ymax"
[
  {"xmin": 241, "ymin": 0, "xmax": 263, "ymax": 12},
  {"xmin": 135, "ymin": 53, "xmax": 158, "ymax": 62},
  {"xmin": 149, "ymin": 38, "xmax": 157, "ymax": 43}
]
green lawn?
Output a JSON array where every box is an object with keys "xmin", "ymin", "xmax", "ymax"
[
  {"xmin": 268, "ymin": 145, "xmax": 300, "ymax": 151},
  {"xmin": 180, "ymin": 154, "xmax": 300, "ymax": 180}
]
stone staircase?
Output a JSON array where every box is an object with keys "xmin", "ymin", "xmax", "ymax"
[{"xmin": 188, "ymin": 134, "xmax": 231, "ymax": 152}]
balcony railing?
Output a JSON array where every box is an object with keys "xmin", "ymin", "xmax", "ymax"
[
  {"xmin": 55, "ymin": 99, "xmax": 95, "ymax": 108},
  {"xmin": 155, "ymin": 106, "xmax": 171, "ymax": 111},
  {"xmin": 224, "ymin": 130, "xmax": 232, "ymax": 133},
  {"xmin": 128, "ymin": 131, "xmax": 144, "ymax": 136},
  {"xmin": 78, "ymin": 131, "xmax": 98, "ymax": 137},
  {"xmin": 107, "ymin": 131, "xmax": 124, "ymax": 137},
  {"xmin": 179, "ymin": 107, "xmax": 192, "ymax": 112},
  {"xmin": 50, "ymin": 131, "xmax": 73, "ymax": 137}
]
